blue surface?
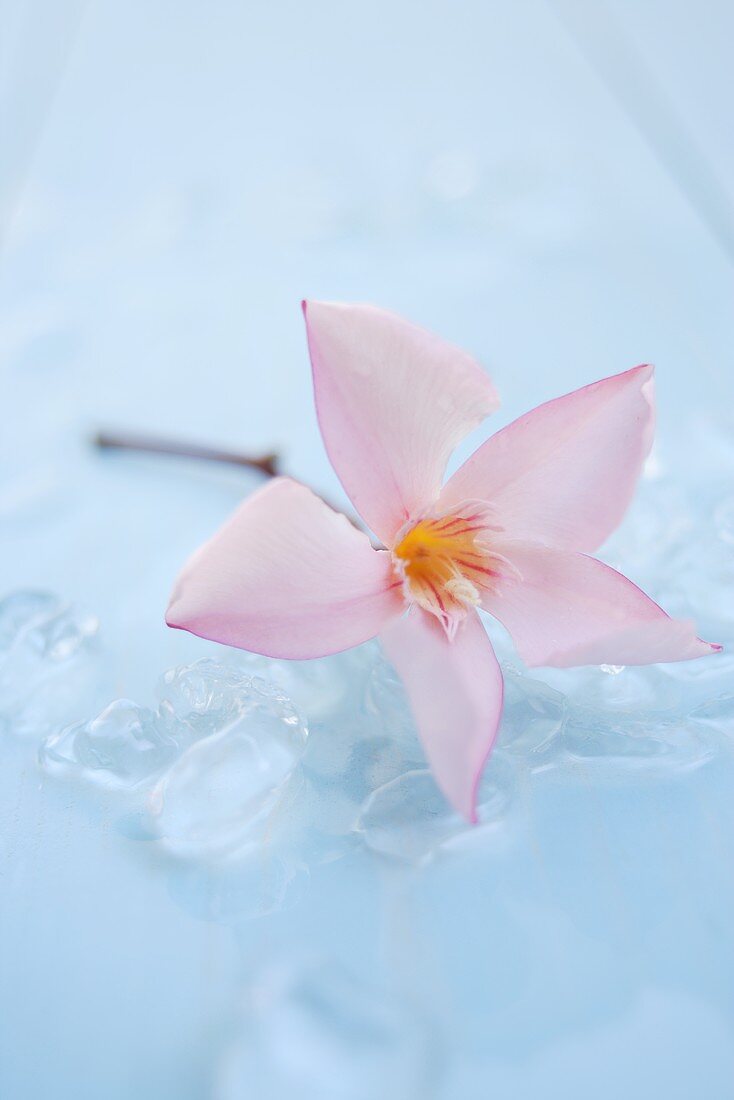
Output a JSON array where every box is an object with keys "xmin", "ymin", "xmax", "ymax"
[{"xmin": 2, "ymin": 2, "xmax": 734, "ymax": 1097}]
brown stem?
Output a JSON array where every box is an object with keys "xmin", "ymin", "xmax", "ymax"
[
  {"xmin": 92, "ymin": 428, "xmax": 378, "ymax": 542},
  {"xmin": 93, "ymin": 429, "xmax": 280, "ymax": 478}
]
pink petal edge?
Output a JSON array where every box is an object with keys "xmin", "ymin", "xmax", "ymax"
[
  {"xmin": 440, "ymin": 364, "xmax": 655, "ymax": 553},
  {"xmin": 166, "ymin": 477, "xmax": 405, "ymax": 660},
  {"xmin": 303, "ymin": 299, "xmax": 499, "ymax": 546},
  {"xmin": 380, "ymin": 607, "xmax": 504, "ymax": 823},
  {"xmin": 483, "ymin": 539, "xmax": 720, "ymax": 668}
]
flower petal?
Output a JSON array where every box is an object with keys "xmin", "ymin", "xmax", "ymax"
[
  {"xmin": 483, "ymin": 540, "xmax": 719, "ymax": 668},
  {"xmin": 381, "ymin": 608, "xmax": 503, "ymax": 822},
  {"xmin": 440, "ymin": 364, "xmax": 655, "ymax": 551},
  {"xmin": 166, "ymin": 477, "xmax": 404, "ymax": 659},
  {"xmin": 303, "ymin": 300, "xmax": 499, "ymax": 545}
]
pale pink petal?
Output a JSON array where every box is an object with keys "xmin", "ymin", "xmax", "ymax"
[
  {"xmin": 166, "ymin": 477, "xmax": 404, "ymax": 659},
  {"xmin": 483, "ymin": 540, "xmax": 720, "ymax": 668},
  {"xmin": 381, "ymin": 608, "xmax": 503, "ymax": 822},
  {"xmin": 440, "ymin": 365, "xmax": 655, "ymax": 552},
  {"xmin": 303, "ymin": 300, "xmax": 499, "ymax": 545}
]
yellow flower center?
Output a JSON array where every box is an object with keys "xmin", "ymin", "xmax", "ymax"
[{"xmin": 392, "ymin": 503, "xmax": 515, "ymax": 638}]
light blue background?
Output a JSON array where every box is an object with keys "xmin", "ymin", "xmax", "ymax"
[{"xmin": 2, "ymin": 2, "xmax": 734, "ymax": 1097}]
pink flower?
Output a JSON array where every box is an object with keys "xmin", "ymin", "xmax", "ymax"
[{"xmin": 167, "ymin": 301, "xmax": 720, "ymax": 822}]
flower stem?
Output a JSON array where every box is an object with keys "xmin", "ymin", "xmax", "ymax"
[
  {"xmin": 93, "ymin": 429, "xmax": 280, "ymax": 477},
  {"xmin": 92, "ymin": 428, "xmax": 377, "ymax": 541}
]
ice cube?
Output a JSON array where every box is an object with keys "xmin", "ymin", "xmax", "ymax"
[
  {"xmin": 238, "ymin": 645, "xmax": 377, "ymax": 724},
  {"xmin": 40, "ymin": 698, "xmax": 181, "ymax": 788},
  {"xmin": 363, "ymin": 652, "xmax": 420, "ymax": 754},
  {"xmin": 498, "ymin": 669, "xmax": 567, "ymax": 762},
  {"xmin": 688, "ymin": 694, "xmax": 734, "ymax": 729},
  {"xmin": 0, "ymin": 590, "xmax": 60, "ymax": 652},
  {"xmin": 150, "ymin": 682, "xmax": 308, "ymax": 859},
  {"xmin": 356, "ymin": 757, "xmax": 515, "ymax": 864},
  {"xmin": 157, "ymin": 658, "xmax": 260, "ymax": 733},
  {"xmin": 0, "ymin": 589, "xmax": 101, "ymax": 738},
  {"xmin": 562, "ymin": 709, "xmax": 717, "ymax": 773}
]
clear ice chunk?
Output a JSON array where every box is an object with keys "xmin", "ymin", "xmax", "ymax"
[
  {"xmin": 665, "ymin": 645, "xmax": 734, "ymax": 707},
  {"xmin": 239, "ymin": 645, "xmax": 376, "ymax": 724},
  {"xmin": 40, "ymin": 657, "xmax": 309, "ymax": 861},
  {"xmin": 0, "ymin": 589, "xmax": 101, "ymax": 738},
  {"xmin": 301, "ymin": 652, "xmax": 417, "ymax": 783},
  {"xmin": 29, "ymin": 486, "xmax": 733, "ymax": 878},
  {"xmin": 542, "ymin": 661, "xmax": 687, "ymax": 714},
  {"xmin": 561, "ymin": 710, "xmax": 717, "ymax": 772},
  {"xmin": 0, "ymin": 590, "xmax": 60, "ymax": 652},
  {"xmin": 157, "ymin": 658, "xmax": 259, "ymax": 733},
  {"xmin": 688, "ymin": 694, "xmax": 734, "ymax": 728},
  {"xmin": 498, "ymin": 668, "xmax": 567, "ymax": 762},
  {"xmin": 299, "ymin": 719, "xmax": 361, "ymax": 785},
  {"xmin": 150, "ymin": 677, "xmax": 308, "ymax": 859},
  {"xmin": 356, "ymin": 769, "xmax": 466, "ymax": 863},
  {"xmin": 356, "ymin": 757, "xmax": 515, "ymax": 864},
  {"xmin": 215, "ymin": 963, "xmax": 438, "ymax": 1100},
  {"xmin": 363, "ymin": 652, "xmax": 423, "ymax": 757},
  {"xmin": 40, "ymin": 699, "xmax": 181, "ymax": 789},
  {"xmin": 0, "ymin": 589, "xmax": 97, "ymax": 660},
  {"xmin": 278, "ymin": 777, "xmax": 361, "ymax": 866}
]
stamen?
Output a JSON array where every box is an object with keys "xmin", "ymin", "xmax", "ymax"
[{"xmin": 391, "ymin": 501, "xmax": 519, "ymax": 637}]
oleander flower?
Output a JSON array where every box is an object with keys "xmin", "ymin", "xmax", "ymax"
[{"xmin": 167, "ymin": 301, "xmax": 719, "ymax": 821}]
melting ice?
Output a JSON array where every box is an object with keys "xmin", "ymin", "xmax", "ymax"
[{"xmin": 1, "ymin": 463, "xmax": 729, "ymax": 885}]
